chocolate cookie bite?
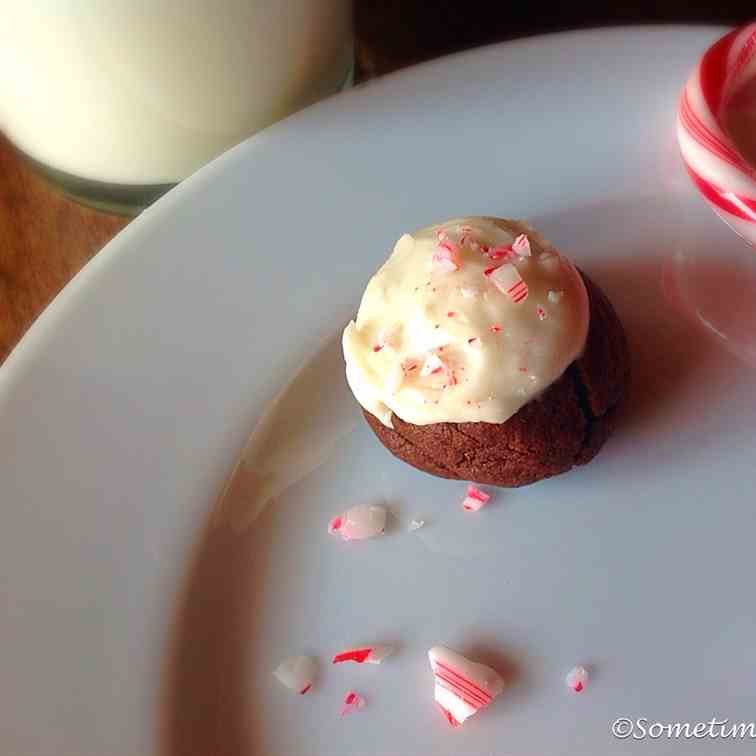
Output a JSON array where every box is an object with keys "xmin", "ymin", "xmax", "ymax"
[{"xmin": 343, "ymin": 217, "xmax": 629, "ymax": 487}]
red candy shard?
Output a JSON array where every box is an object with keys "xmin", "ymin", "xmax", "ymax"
[
  {"xmin": 462, "ymin": 484, "xmax": 491, "ymax": 512},
  {"xmin": 333, "ymin": 648, "xmax": 372, "ymax": 664},
  {"xmin": 401, "ymin": 358, "xmax": 419, "ymax": 373},
  {"xmin": 340, "ymin": 690, "xmax": 366, "ymax": 716},
  {"xmin": 333, "ymin": 645, "xmax": 394, "ymax": 665}
]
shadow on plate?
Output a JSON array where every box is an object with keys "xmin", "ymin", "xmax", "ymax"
[{"xmin": 534, "ymin": 196, "xmax": 753, "ymax": 442}]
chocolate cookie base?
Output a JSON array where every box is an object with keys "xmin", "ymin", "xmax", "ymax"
[{"xmin": 363, "ymin": 272, "xmax": 629, "ymax": 487}]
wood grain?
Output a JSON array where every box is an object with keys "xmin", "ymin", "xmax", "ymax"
[{"xmin": 0, "ymin": 135, "xmax": 128, "ymax": 364}]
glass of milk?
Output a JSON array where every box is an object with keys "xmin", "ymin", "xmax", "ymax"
[{"xmin": 0, "ymin": 1, "xmax": 353, "ymax": 214}]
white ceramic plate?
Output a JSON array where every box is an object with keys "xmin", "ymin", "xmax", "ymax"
[{"xmin": 3, "ymin": 26, "xmax": 756, "ymax": 756}]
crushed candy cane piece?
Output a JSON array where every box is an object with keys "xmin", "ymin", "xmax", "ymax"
[
  {"xmin": 490, "ymin": 324, "xmax": 503, "ymax": 334},
  {"xmin": 462, "ymin": 484, "xmax": 491, "ymax": 512},
  {"xmin": 328, "ymin": 504, "xmax": 387, "ymax": 541},
  {"xmin": 332, "ymin": 645, "xmax": 394, "ymax": 665},
  {"xmin": 536, "ymin": 305, "xmax": 547, "ymax": 320},
  {"xmin": 432, "ymin": 240, "xmax": 461, "ymax": 273},
  {"xmin": 467, "ymin": 336, "xmax": 481, "ymax": 349},
  {"xmin": 420, "ymin": 353, "xmax": 446, "ymax": 377},
  {"xmin": 488, "ymin": 263, "xmax": 528, "ymax": 303},
  {"xmin": 274, "ymin": 656, "xmax": 317, "ymax": 694},
  {"xmin": 340, "ymin": 691, "xmax": 366, "ymax": 716},
  {"xmin": 428, "ymin": 646, "xmax": 504, "ymax": 727},
  {"xmin": 457, "ymin": 225, "xmax": 474, "ymax": 245},
  {"xmin": 487, "ymin": 244, "xmax": 515, "ymax": 261},
  {"xmin": 512, "ymin": 233, "xmax": 531, "ymax": 256},
  {"xmin": 566, "ymin": 665, "xmax": 589, "ymax": 693},
  {"xmin": 401, "ymin": 358, "xmax": 419, "ymax": 374},
  {"xmin": 408, "ymin": 518, "xmax": 425, "ymax": 531},
  {"xmin": 373, "ymin": 326, "xmax": 399, "ymax": 353},
  {"xmin": 547, "ymin": 289, "xmax": 564, "ymax": 303}
]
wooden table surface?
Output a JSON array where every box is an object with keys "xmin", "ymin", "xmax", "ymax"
[{"xmin": 1, "ymin": 7, "xmax": 750, "ymax": 365}]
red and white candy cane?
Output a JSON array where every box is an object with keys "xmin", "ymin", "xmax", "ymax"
[
  {"xmin": 677, "ymin": 23, "xmax": 756, "ymax": 245},
  {"xmin": 428, "ymin": 646, "xmax": 504, "ymax": 727}
]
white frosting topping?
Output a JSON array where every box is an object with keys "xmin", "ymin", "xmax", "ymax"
[{"xmin": 342, "ymin": 217, "xmax": 589, "ymax": 427}]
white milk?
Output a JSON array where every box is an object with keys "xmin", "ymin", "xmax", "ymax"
[{"xmin": 0, "ymin": 1, "xmax": 352, "ymax": 185}]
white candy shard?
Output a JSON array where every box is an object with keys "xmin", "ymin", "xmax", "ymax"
[
  {"xmin": 460, "ymin": 285, "xmax": 481, "ymax": 299},
  {"xmin": 328, "ymin": 504, "xmax": 387, "ymax": 541},
  {"xmin": 512, "ymin": 233, "xmax": 531, "ymax": 257},
  {"xmin": 420, "ymin": 353, "xmax": 445, "ymax": 377},
  {"xmin": 428, "ymin": 646, "xmax": 505, "ymax": 727},
  {"xmin": 332, "ymin": 645, "xmax": 394, "ymax": 665},
  {"xmin": 487, "ymin": 263, "xmax": 528, "ymax": 303},
  {"xmin": 274, "ymin": 655, "xmax": 317, "ymax": 694},
  {"xmin": 408, "ymin": 518, "xmax": 425, "ymax": 531},
  {"xmin": 547, "ymin": 289, "xmax": 564, "ymax": 303},
  {"xmin": 565, "ymin": 665, "xmax": 589, "ymax": 693},
  {"xmin": 340, "ymin": 690, "xmax": 367, "ymax": 716}
]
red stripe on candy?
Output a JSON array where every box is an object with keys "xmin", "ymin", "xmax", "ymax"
[
  {"xmin": 434, "ymin": 660, "xmax": 493, "ymax": 702},
  {"xmin": 685, "ymin": 164, "xmax": 756, "ymax": 222},
  {"xmin": 435, "ymin": 669, "xmax": 490, "ymax": 704},
  {"xmin": 436, "ymin": 703, "xmax": 462, "ymax": 727},
  {"xmin": 680, "ymin": 90, "xmax": 748, "ymax": 172},
  {"xmin": 332, "ymin": 648, "xmax": 372, "ymax": 664},
  {"xmin": 435, "ymin": 675, "xmax": 488, "ymax": 708},
  {"xmin": 699, "ymin": 27, "xmax": 739, "ymax": 124}
]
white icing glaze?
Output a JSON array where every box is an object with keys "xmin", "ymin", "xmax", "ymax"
[{"xmin": 342, "ymin": 217, "xmax": 589, "ymax": 427}]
